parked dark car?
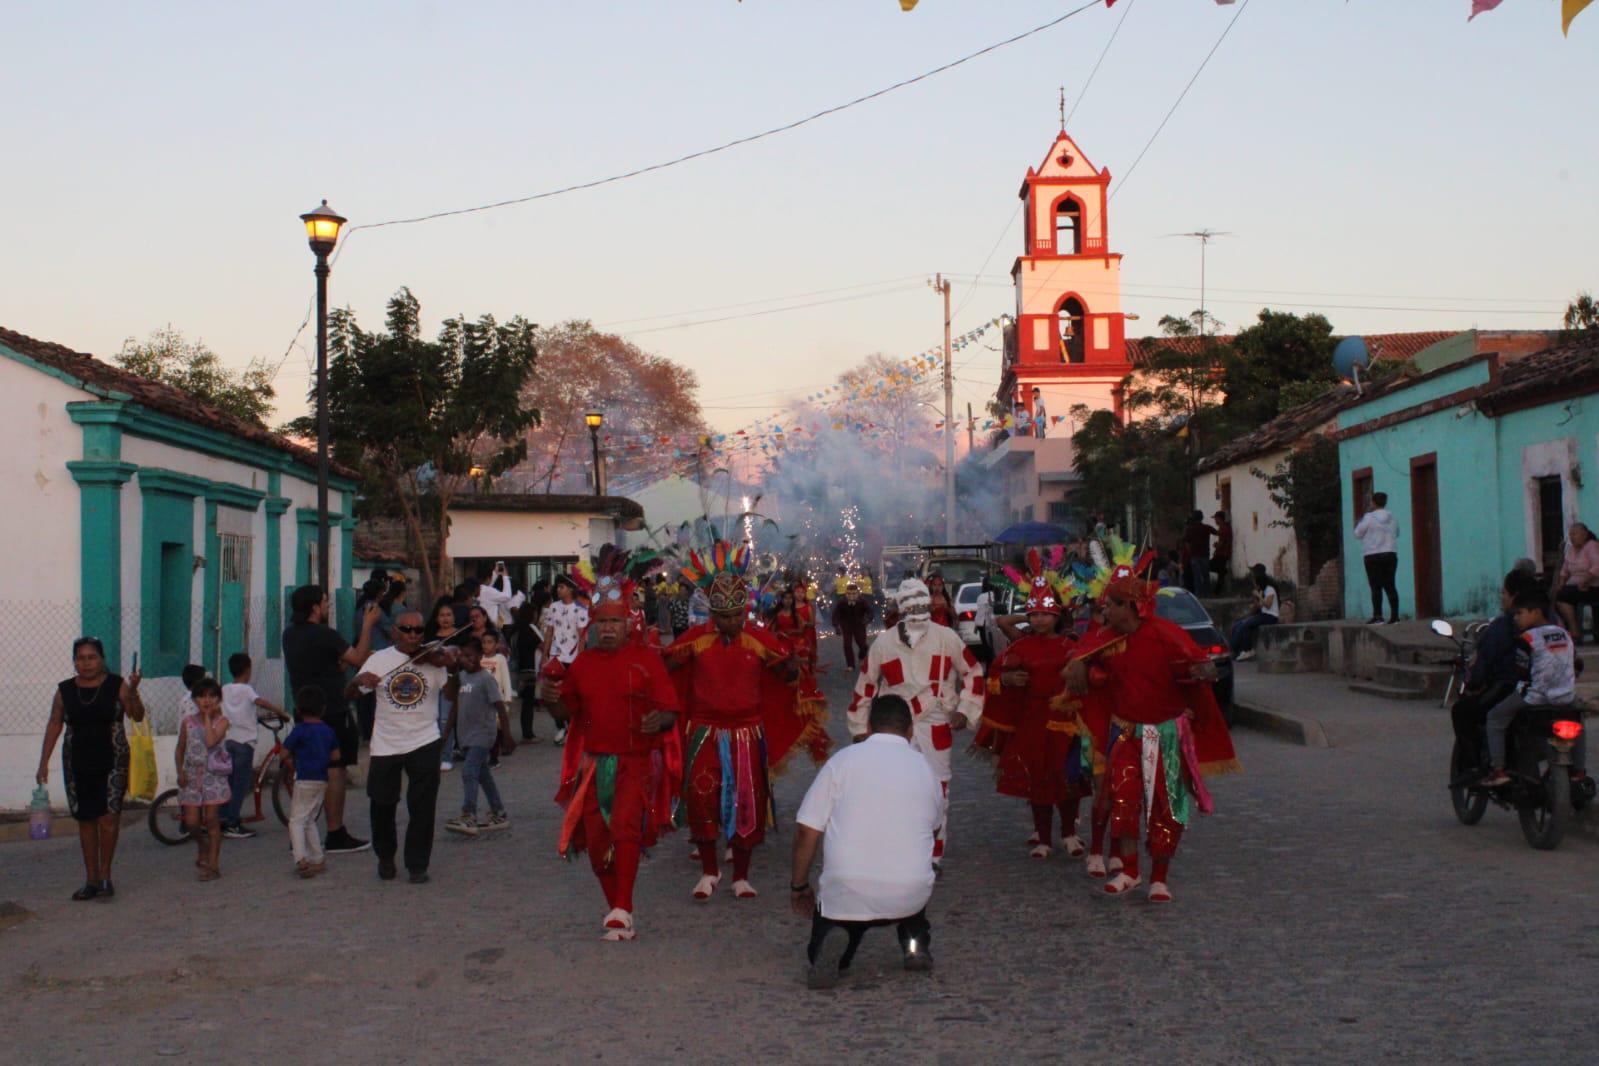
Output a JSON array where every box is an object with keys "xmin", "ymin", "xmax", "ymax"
[{"xmin": 1153, "ymin": 586, "xmax": 1234, "ymax": 718}]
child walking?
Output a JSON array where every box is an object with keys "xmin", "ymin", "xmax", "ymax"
[
  {"xmin": 176, "ymin": 677, "xmax": 231, "ymax": 881},
  {"xmin": 443, "ymin": 637, "xmax": 513, "ymax": 836},
  {"xmin": 481, "ymin": 630, "xmax": 513, "ymax": 767},
  {"xmin": 282, "ymin": 687, "xmax": 342, "ymax": 878}
]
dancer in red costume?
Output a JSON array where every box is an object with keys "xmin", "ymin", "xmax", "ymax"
[
  {"xmin": 972, "ymin": 550, "xmax": 1089, "ymax": 860},
  {"xmin": 666, "ymin": 545, "xmax": 829, "ymax": 902},
  {"xmin": 925, "ymin": 573, "xmax": 956, "ymax": 629},
  {"xmin": 1065, "ymin": 563, "xmax": 1241, "ymax": 903},
  {"xmin": 551, "ymin": 574, "xmax": 682, "ymax": 941}
]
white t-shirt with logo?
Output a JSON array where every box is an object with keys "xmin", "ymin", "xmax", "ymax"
[{"xmin": 361, "ymin": 647, "xmax": 449, "ymax": 757}]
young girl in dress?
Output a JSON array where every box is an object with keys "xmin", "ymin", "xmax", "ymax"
[{"xmin": 176, "ymin": 677, "xmax": 231, "ymax": 881}]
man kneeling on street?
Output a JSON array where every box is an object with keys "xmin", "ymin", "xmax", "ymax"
[{"xmin": 791, "ymin": 695, "xmax": 941, "ymax": 989}]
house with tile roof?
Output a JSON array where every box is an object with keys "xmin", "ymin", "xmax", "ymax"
[
  {"xmin": 1336, "ymin": 332, "xmax": 1599, "ymax": 620},
  {"xmin": 1190, "ymin": 331, "xmax": 1559, "ymax": 608},
  {"xmin": 0, "ymin": 325, "xmax": 363, "ymax": 806}
]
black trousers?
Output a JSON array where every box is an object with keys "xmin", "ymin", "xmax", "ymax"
[
  {"xmin": 519, "ymin": 682, "xmax": 539, "ymax": 739},
  {"xmin": 1364, "ymin": 552, "xmax": 1400, "ymax": 620},
  {"xmin": 840, "ymin": 625, "xmax": 869, "ymax": 669},
  {"xmin": 1450, "ymin": 683, "xmax": 1515, "ymax": 771},
  {"xmin": 367, "ymin": 738, "xmax": 443, "ymax": 874},
  {"xmin": 807, "ymin": 908, "xmax": 930, "ymax": 970}
]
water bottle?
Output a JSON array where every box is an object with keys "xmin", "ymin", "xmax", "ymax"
[{"xmin": 28, "ymin": 784, "xmax": 52, "ymax": 840}]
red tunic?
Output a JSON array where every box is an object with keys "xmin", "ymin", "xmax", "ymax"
[
  {"xmin": 559, "ymin": 643, "xmax": 679, "ymax": 755},
  {"xmin": 992, "ymin": 632, "xmax": 1079, "ymax": 804}
]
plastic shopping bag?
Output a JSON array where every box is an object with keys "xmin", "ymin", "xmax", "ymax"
[{"xmin": 127, "ymin": 715, "xmax": 158, "ymax": 802}]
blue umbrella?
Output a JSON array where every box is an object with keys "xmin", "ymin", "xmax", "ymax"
[{"xmin": 992, "ymin": 521, "xmax": 1071, "ymax": 546}]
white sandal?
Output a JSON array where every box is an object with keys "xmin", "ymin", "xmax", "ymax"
[
  {"xmin": 1147, "ymin": 881, "xmax": 1172, "ymax": 904},
  {"xmin": 1103, "ymin": 873, "xmax": 1142, "ymax": 896},
  {"xmin": 601, "ymin": 908, "xmax": 635, "ymax": 940},
  {"xmin": 1084, "ymin": 854, "xmax": 1107, "ymax": 879},
  {"xmin": 692, "ymin": 874, "xmax": 720, "ymax": 901},
  {"xmin": 1029, "ymin": 844, "xmax": 1052, "ymax": 860},
  {"xmin": 732, "ymin": 879, "xmax": 758, "ymax": 899},
  {"xmin": 1062, "ymin": 835, "xmax": 1086, "ymax": 858}
]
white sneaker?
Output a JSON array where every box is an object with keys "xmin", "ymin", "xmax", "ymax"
[
  {"xmin": 601, "ymin": 908, "xmax": 635, "ymax": 941},
  {"xmin": 440, "ymin": 761, "xmax": 455, "ymax": 772},
  {"xmin": 553, "ymin": 726, "xmax": 568, "ymax": 747},
  {"xmin": 1235, "ymin": 651, "xmax": 1255, "ymax": 662}
]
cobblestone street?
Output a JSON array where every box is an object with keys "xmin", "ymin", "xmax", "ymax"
[{"xmin": 5, "ymin": 642, "xmax": 1599, "ymax": 1064}]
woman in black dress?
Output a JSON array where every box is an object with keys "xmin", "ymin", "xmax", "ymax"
[{"xmin": 36, "ymin": 637, "xmax": 145, "ymax": 900}]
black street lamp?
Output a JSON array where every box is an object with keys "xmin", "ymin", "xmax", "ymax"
[
  {"xmin": 585, "ymin": 412, "xmax": 605, "ymax": 496},
  {"xmin": 299, "ymin": 199, "xmax": 347, "ymax": 593}
]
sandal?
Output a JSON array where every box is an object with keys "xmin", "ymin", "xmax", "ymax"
[
  {"xmin": 1103, "ymin": 873, "xmax": 1142, "ymax": 896},
  {"xmin": 692, "ymin": 874, "xmax": 720, "ymax": 901},
  {"xmin": 602, "ymin": 908, "xmax": 636, "ymax": 940},
  {"xmin": 1029, "ymin": 844, "xmax": 1052, "ymax": 860},
  {"xmin": 1147, "ymin": 881, "xmax": 1173, "ymax": 904},
  {"xmin": 198, "ymin": 868, "xmax": 220, "ymax": 882},
  {"xmin": 1063, "ymin": 835, "xmax": 1086, "ymax": 858},
  {"xmin": 732, "ymin": 879, "xmax": 758, "ymax": 899},
  {"xmin": 1084, "ymin": 854, "xmax": 1107, "ymax": 879}
]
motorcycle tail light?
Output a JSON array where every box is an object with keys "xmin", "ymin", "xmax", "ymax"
[{"xmin": 1553, "ymin": 720, "xmax": 1583, "ymax": 741}]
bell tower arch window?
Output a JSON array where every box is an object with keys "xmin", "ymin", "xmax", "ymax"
[
  {"xmin": 1054, "ymin": 197, "xmax": 1083, "ymax": 255},
  {"xmin": 1057, "ymin": 297, "xmax": 1086, "ymax": 364}
]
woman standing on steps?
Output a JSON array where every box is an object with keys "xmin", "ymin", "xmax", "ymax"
[{"xmin": 36, "ymin": 636, "xmax": 145, "ymax": 901}]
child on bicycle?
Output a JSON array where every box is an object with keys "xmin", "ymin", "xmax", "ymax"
[
  {"xmin": 176, "ymin": 677, "xmax": 231, "ymax": 882},
  {"xmin": 1481, "ymin": 588, "xmax": 1581, "ymax": 786},
  {"xmin": 282, "ymin": 687, "xmax": 342, "ymax": 878},
  {"xmin": 442, "ymin": 637, "xmax": 512, "ymax": 836},
  {"xmin": 220, "ymin": 652, "xmax": 286, "ymax": 840}
]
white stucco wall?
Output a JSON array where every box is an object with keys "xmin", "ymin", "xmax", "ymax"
[
  {"xmin": 3, "ymin": 366, "xmax": 86, "ymax": 602},
  {"xmin": 1194, "ymin": 448, "xmax": 1299, "ymax": 583},
  {"xmin": 447, "ymin": 509, "xmax": 615, "ymax": 560}
]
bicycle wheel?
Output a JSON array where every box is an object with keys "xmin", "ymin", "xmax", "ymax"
[
  {"xmin": 148, "ymin": 788, "xmax": 192, "ymax": 846},
  {"xmin": 271, "ymin": 762, "xmax": 296, "ymax": 826}
]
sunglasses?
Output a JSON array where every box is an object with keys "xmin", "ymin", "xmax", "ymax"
[{"xmin": 395, "ymin": 624, "xmax": 425, "ymax": 634}]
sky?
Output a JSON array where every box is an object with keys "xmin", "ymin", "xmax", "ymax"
[{"xmin": 2, "ymin": 1, "xmax": 1594, "ymax": 442}]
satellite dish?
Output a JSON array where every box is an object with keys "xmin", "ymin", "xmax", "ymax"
[{"xmin": 1333, "ymin": 337, "xmax": 1371, "ymax": 390}]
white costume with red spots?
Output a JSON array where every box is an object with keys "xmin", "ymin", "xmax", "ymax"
[{"xmin": 848, "ymin": 580, "xmax": 985, "ymax": 860}]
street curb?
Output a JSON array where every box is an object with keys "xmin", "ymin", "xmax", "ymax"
[
  {"xmin": 1231, "ymin": 697, "xmax": 1330, "ymax": 749},
  {"xmin": 0, "ymin": 806, "xmax": 145, "ymax": 845}
]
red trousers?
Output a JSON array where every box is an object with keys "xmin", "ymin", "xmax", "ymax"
[
  {"xmin": 1103, "ymin": 728, "xmax": 1184, "ymax": 859},
  {"xmin": 581, "ymin": 754, "xmax": 650, "ymax": 912},
  {"xmin": 682, "ymin": 725, "xmax": 769, "ymax": 847}
]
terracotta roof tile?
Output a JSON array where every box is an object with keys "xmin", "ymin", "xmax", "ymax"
[
  {"xmin": 1477, "ymin": 334, "xmax": 1599, "ymax": 415},
  {"xmin": 0, "ymin": 325, "xmax": 352, "ymax": 476}
]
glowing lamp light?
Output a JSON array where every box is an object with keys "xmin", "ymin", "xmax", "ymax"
[
  {"xmin": 1553, "ymin": 720, "xmax": 1583, "ymax": 741},
  {"xmin": 900, "ymin": 0, "xmax": 918, "ymax": 9},
  {"xmin": 584, "ymin": 412, "xmax": 604, "ymax": 429},
  {"xmin": 299, "ymin": 199, "xmax": 347, "ymax": 257}
]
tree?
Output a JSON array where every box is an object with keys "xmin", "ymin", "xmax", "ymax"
[
  {"xmin": 115, "ymin": 325, "xmax": 276, "ymax": 425},
  {"xmin": 1220, "ymin": 310, "xmax": 1336, "ymax": 429},
  {"xmin": 1564, "ymin": 291, "xmax": 1599, "ymax": 333},
  {"xmin": 1123, "ymin": 312, "xmax": 1231, "ymax": 457},
  {"xmin": 1254, "ymin": 434, "xmax": 1341, "ymax": 580},
  {"xmin": 508, "ymin": 321, "xmax": 706, "ymax": 494},
  {"xmin": 288, "ymin": 288, "xmax": 539, "ymax": 598}
]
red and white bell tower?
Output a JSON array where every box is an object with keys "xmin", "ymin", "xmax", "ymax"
[{"xmin": 1009, "ymin": 128, "xmax": 1133, "ymax": 423}]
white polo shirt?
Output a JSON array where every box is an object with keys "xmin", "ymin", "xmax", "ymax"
[{"xmin": 795, "ymin": 732, "xmax": 942, "ymax": 921}]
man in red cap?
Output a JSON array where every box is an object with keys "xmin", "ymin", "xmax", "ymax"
[
  {"xmin": 550, "ymin": 575, "xmax": 681, "ymax": 941},
  {"xmin": 1065, "ymin": 564, "xmax": 1240, "ymax": 903},
  {"xmin": 666, "ymin": 547, "xmax": 827, "ymax": 902}
]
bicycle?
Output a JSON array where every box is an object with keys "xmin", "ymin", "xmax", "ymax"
[{"xmin": 149, "ymin": 714, "xmax": 297, "ymax": 846}]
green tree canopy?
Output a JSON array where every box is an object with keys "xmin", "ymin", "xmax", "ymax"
[
  {"xmin": 114, "ymin": 325, "xmax": 276, "ymax": 425},
  {"xmin": 1221, "ymin": 309, "xmax": 1336, "ymax": 428},
  {"xmin": 288, "ymin": 287, "xmax": 539, "ymax": 596}
]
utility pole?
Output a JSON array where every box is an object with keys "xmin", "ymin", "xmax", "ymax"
[
  {"xmin": 966, "ymin": 401, "xmax": 975, "ymax": 454},
  {"xmin": 931, "ymin": 274, "xmax": 955, "ymax": 543}
]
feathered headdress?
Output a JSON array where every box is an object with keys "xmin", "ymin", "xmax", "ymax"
[
  {"xmin": 680, "ymin": 540, "xmax": 752, "ymax": 614},
  {"xmin": 1001, "ymin": 546, "xmax": 1075, "ymax": 616},
  {"xmin": 1084, "ymin": 531, "xmax": 1158, "ymax": 613}
]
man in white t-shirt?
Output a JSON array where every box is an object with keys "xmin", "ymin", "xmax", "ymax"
[
  {"xmin": 352, "ymin": 609, "xmax": 457, "ymax": 883},
  {"xmin": 540, "ymin": 578, "xmax": 590, "ymax": 746},
  {"xmin": 791, "ymin": 695, "xmax": 942, "ymax": 989}
]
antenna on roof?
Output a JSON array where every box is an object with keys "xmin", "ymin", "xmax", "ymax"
[{"xmin": 1163, "ymin": 229, "xmax": 1233, "ymax": 338}]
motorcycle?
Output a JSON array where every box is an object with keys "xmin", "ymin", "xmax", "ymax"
[{"xmin": 1434, "ymin": 619, "xmax": 1595, "ymax": 850}]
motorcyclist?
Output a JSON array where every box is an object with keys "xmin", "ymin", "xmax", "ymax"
[{"xmin": 1450, "ymin": 569, "xmax": 1538, "ymax": 771}]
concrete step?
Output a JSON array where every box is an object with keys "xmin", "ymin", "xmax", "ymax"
[
  {"xmin": 1348, "ymin": 680, "xmax": 1433, "ymax": 701},
  {"xmin": 1374, "ymin": 663, "xmax": 1454, "ymax": 699}
]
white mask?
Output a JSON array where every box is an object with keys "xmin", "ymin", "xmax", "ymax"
[{"xmin": 895, "ymin": 579, "xmax": 932, "ymax": 645}]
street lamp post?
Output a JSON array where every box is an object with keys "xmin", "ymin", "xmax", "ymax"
[
  {"xmin": 300, "ymin": 199, "xmax": 347, "ymax": 593},
  {"xmin": 585, "ymin": 412, "xmax": 605, "ymax": 496}
]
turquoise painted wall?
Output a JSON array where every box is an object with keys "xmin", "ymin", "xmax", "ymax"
[{"xmin": 1340, "ymin": 373, "xmax": 1599, "ymax": 619}]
